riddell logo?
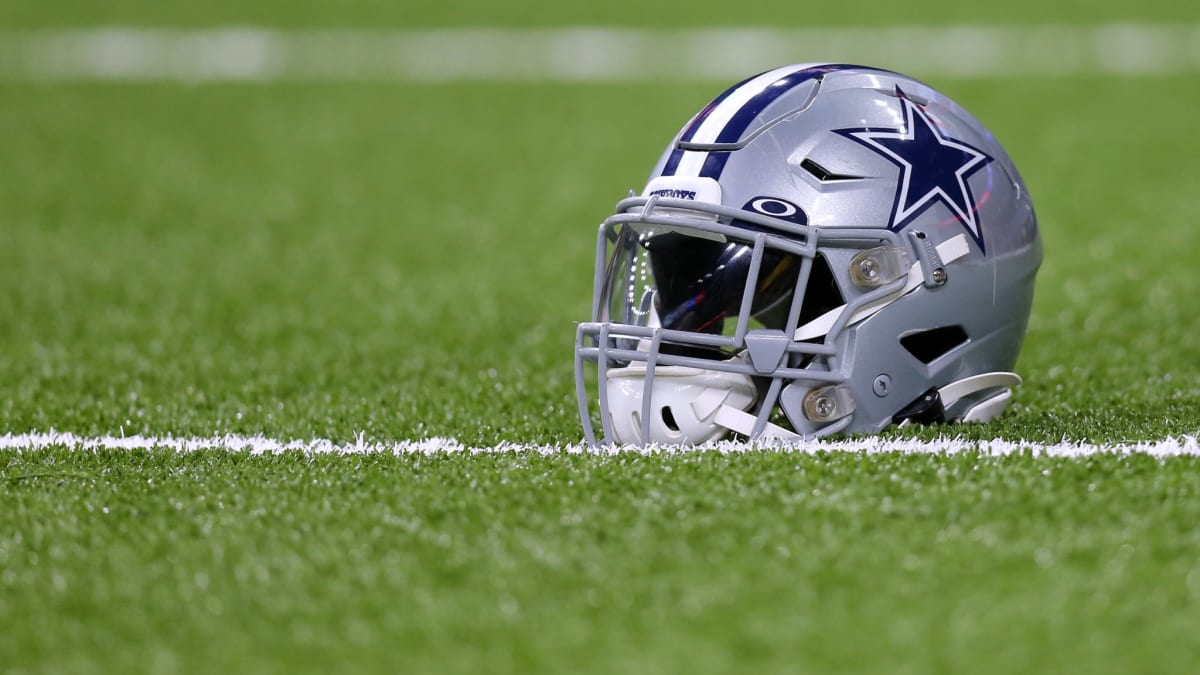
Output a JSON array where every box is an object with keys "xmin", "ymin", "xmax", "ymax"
[{"xmin": 648, "ymin": 189, "xmax": 697, "ymax": 200}]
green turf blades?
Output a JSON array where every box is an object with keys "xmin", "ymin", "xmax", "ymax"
[{"xmin": 3, "ymin": 449, "xmax": 1200, "ymax": 674}]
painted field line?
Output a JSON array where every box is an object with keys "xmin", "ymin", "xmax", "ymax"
[
  {"xmin": 2, "ymin": 430, "xmax": 1199, "ymax": 457},
  {"xmin": 1, "ymin": 24, "xmax": 1199, "ymax": 82}
]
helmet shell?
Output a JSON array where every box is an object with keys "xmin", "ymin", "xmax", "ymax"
[{"xmin": 576, "ymin": 63, "xmax": 1041, "ymax": 444}]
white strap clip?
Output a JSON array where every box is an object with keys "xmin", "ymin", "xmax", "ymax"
[
  {"xmin": 896, "ymin": 371, "xmax": 1022, "ymax": 428},
  {"xmin": 795, "ymin": 234, "xmax": 970, "ymax": 341},
  {"xmin": 713, "ymin": 406, "xmax": 801, "ymax": 441}
]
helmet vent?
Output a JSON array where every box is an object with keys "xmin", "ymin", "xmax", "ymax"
[
  {"xmin": 900, "ymin": 325, "xmax": 969, "ymax": 364},
  {"xmin": 661, "ymin": 407, "xmax": 680, "ymax": 432},
  {"xmin": 800, "ymin": 158, "xmax": 862, "ymax": 182}
]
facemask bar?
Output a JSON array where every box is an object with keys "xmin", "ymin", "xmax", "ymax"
[{"xmin": 575, "ymin": 194, "xmax": 913, "ymax": 445}]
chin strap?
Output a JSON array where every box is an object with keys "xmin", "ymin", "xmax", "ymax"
[
  {"xmin": 712, "ymin": 406, "xmax": 802, "ymax": 441},
  {"xmin": 712, "ymin": 371, "xmax": 1022, "ymax": 440},
  {"xmin": 795, "ymin": 234, "xmax": 970, "ymax": 342},
  {"xmin": 939, "ymin": 371, "xmax": 1022, "ymax": 409},
  {"xmin": 896, "ymin": 371, "xmax": 1022, "ymax": 427}
]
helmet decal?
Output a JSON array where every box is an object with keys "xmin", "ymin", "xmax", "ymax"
[
  {"xmin": 743, "ymin": 197, "xmax": 807, "ymax": 225},
  {"xmin": 834, "ymin": 87, "xmax": 994, "ymax": 252}
]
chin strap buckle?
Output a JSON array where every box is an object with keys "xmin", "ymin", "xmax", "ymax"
[
  {"xmin": 895, "ymin": 371, "xmax": 1022, "ymax": 427},
  {"xmin": 892, "ymin": 387, "xmax": 947, "ymax": 426}
]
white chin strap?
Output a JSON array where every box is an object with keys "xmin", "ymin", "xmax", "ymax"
[
  {"xmin": 794, "ymin": 234, "xmax": 970, "ymax": 342},
  {"xmin": 712, "ymin": 406, "xmax": 802, "ymax": 441},
  {"xmin": 918, "ymin": 371, "xmax": 1022, "ymax": 424}
]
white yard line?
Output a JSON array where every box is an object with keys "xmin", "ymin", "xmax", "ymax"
[
  {"xmin": 0, "ymin": 24, "xmax": 1198, "ymax": 82},
  {"xmin": 1, "ymin": 430, "xmax": 1199, "ymax": 456}
]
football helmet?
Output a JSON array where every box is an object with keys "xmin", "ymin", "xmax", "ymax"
[{"xmin": 574, "ymin": 63, "xmax": 1041, "ymax": 445}]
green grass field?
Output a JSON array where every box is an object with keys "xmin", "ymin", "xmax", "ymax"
[{"xmin": 3, "ymin": 1, "xmax": 1200, "ymax": 673}]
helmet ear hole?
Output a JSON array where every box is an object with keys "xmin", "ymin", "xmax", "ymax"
[
  {"xmin": 661, "ymin": 407, "xmax": 681, "ymax": 432},
  {"xmin": 900, "ymin": 325, "xmax": 969, "ymax": 364},
  {"xmin": 753, "ymin": 253, "xmax": 844, "ymax": 330},
  {"xmin": 797, "ymin": 254, "xmax": 844, "ymax": 326}
]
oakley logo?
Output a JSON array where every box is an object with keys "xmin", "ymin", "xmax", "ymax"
[{"xmin": 744, "ymin": 197, "xmax": 807, "ymax": 225}]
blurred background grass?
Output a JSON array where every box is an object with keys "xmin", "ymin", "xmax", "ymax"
[{"xmin": 3, "ymin": 0, "xmax": 1199, "ymax": 27}]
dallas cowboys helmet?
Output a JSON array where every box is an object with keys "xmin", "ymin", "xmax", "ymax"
[{"xmin": 574, "ymin": 63, "xmax": 1041, "ymax": 445}]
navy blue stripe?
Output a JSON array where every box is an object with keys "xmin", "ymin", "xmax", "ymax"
[
  {"xmin": 712, "ymin": 64, "xmax": 862, "ymax": 145},
  {"xmin": 662, "ymin": 64, "xmax": 891, "ymax": 180},
  {"xmin": 699, "ymin": 64, "xmax": 879, "ymax": 178},
  {"xmin": 662, "ymin": 70, "xmax": 765, "ymax": 175},
  {"xmin": 660, "ymin": 148, "xmax": 684, "ymax": 176},
  {"xmin": 699, "ymin": 152, "xmax": 730, "ymax": 179}
]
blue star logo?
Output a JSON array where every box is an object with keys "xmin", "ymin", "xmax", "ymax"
[{"xmin": 835, "ymin": 88, "xmax": 993, "ymax": 251}]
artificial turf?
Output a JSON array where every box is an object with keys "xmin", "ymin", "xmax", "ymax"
[{"xmin": 4, "ymin": 449, "xmax": 1200, "ymax": 674}]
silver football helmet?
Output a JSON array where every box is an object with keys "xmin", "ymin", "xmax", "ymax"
[{"xmin": 574, "ymin": 63, "xmax": 1041, "ymax": 446}]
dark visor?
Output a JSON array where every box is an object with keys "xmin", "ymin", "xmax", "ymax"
[{"xmin": 645, "ymin": 231, "xmax": 801, "ymax": 334}]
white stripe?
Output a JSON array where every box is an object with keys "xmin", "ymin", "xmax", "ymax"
[
  {"xmin": 674, "ymin": 64, "xmax": 816, "ymax": 176},
  {"xmin": 682, "ymin": 63, "xmax": 820, "ymax": 144},
  {"xmin": 3, "ymin": 430, "xmax": 1200, "ymax": 457},
  {"xmin": 674, "ymin": 151, "xmax": 710, "ymax": 178},
  {"xmin": 1, "ymin": 25, "xmax": 1199, "ymax": 82}
]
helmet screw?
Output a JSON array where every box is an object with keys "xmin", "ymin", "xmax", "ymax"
[
  {"xmin": 931, "ymin": 268, "xmax": 947, "ymax": 284},
  {"xmin": 857, "ymin": 258, "xmax": 880, "ymax": 282},
  {"xmin": 873, "ymin": 374, "xmax": 892, "ymax": 397},
  {"xmin": 813, "ymin": 396, "xmax": 835, "ymax": 418}
]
